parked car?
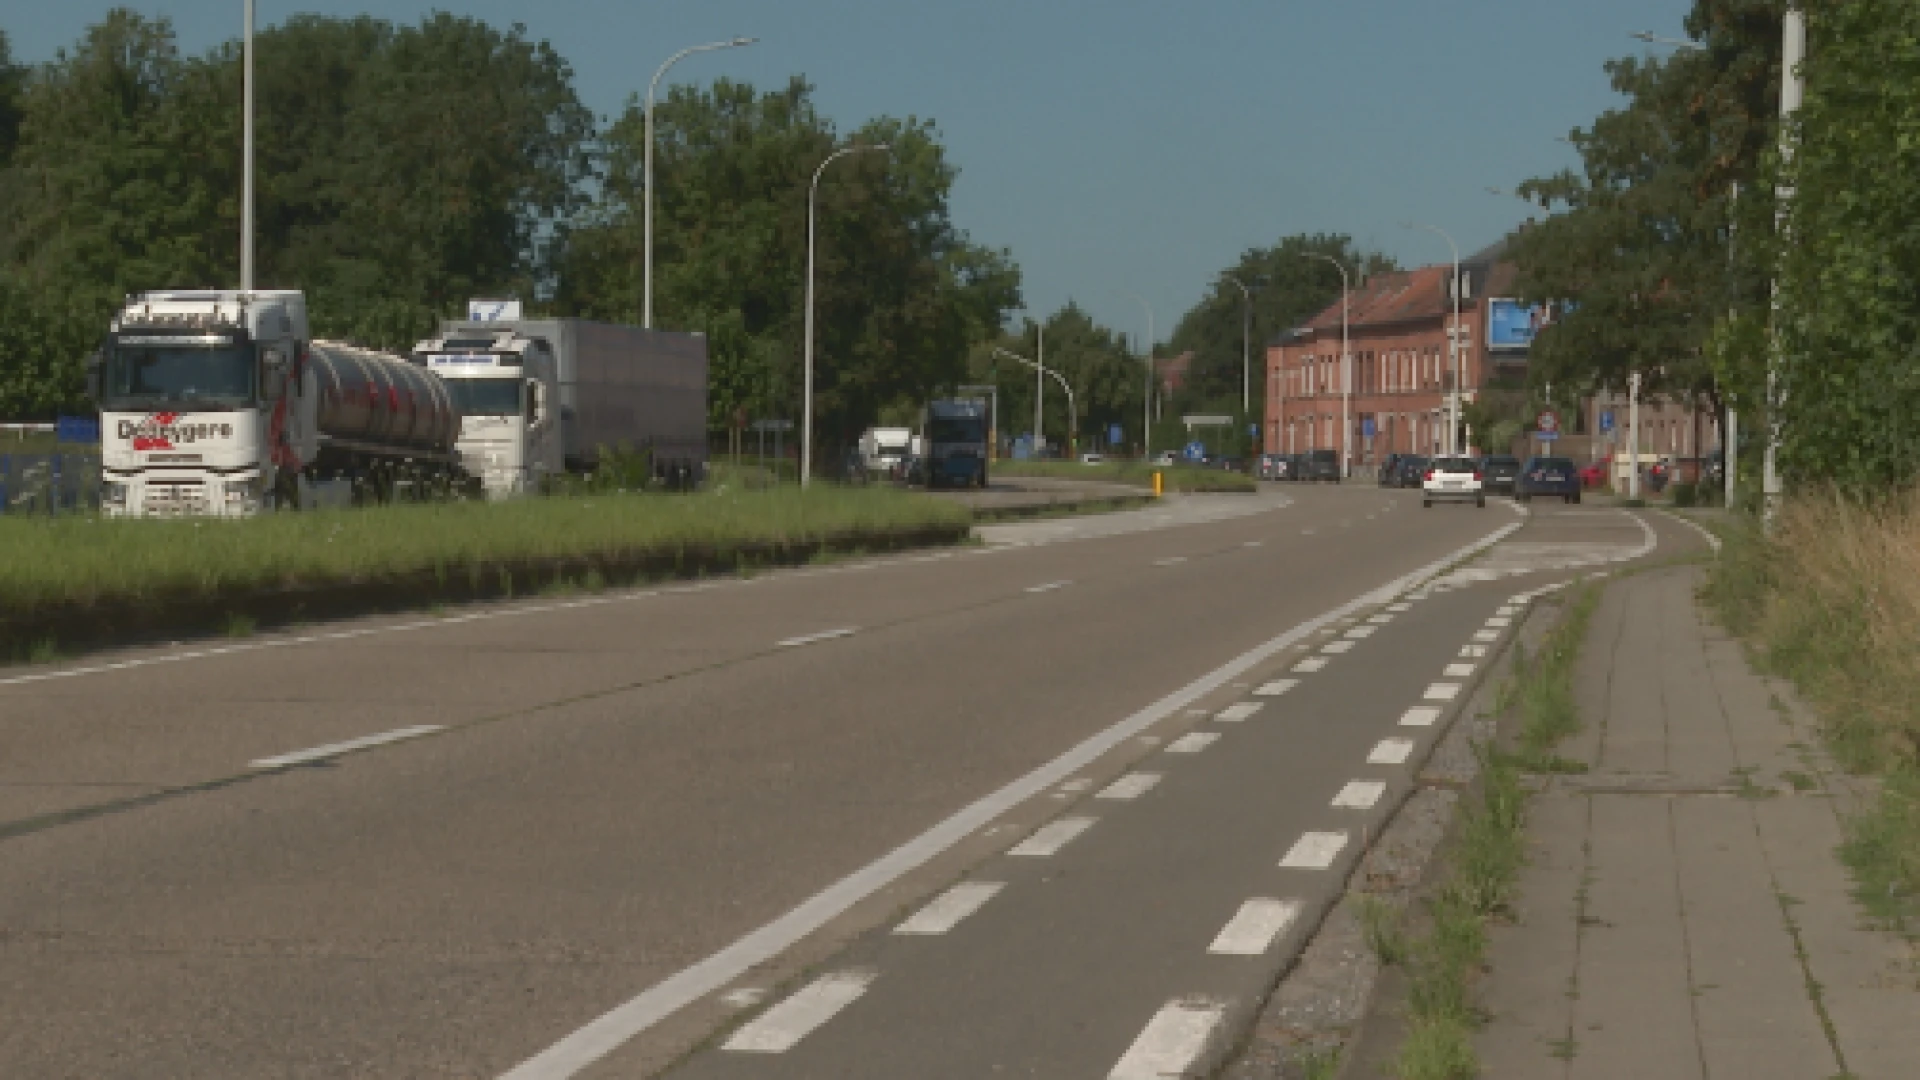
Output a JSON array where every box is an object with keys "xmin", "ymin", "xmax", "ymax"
[
  {"xmin": 1422, "ymin": 455, "xmax": 1485, "ymax": 508},
  {"xmin": 1080, "ymin": 452, "xmax": 1105, "ymax": 465},
  {"xmin": 1305, "ymin": 448, "xmax": 1341, "ymax": 482},
  {"xmin": 1517, "ymin": 455, "xmax": 1582, "ymax": 503},
  {"xmin": 1152, "ymin": 450, "xmax": 1179, "ymax": 467},
  {"xmin": 1392, "ymin": 454, "xmax": 1430, "ymax": 488},
  {"xmin": 1258, "ymin": 453, "xmax": 1286, "ymax": 480},
  {"xmin": 1377, "ymin": 453, "xmax": 1406, "ymax": 487},
  {"xmin": 1478, "ymin": 454, "xmax": 1522, "ymax": 496}
]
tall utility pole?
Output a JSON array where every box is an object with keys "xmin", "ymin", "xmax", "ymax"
[
  {"xmin": 241, "ymin": 0, "xmax": 255, "ymax": 291},
  {"xmin": 643, "ymin": 37, "xmax": 756, "ymax": 329},
  {"xmin": 1299, "ymin": 254, "xmax": 1351, "ymax": 476},
  {"xmin": 1035, "ymin": 323, "xmax": 1045, "ymax": 454},
  {"xmin": 1121, "ymin": 291, "xmax": 1155, "ymax": 458},
  {"xmin": 1628, "ymin": 371, "xmax": 1643, "ymax": 499},
  {"xmin": 1764, "ymin": 7, "xmax": 1805, "ymax": 531},
  {"xmin": 1219, "ymin": 274, "xmax": 1253, "ymax": 414},
  {"xmin": 1404, "ymin": 223, "xmax": 1463, "ymax": 455},
  {"xmin": 801, "ymin": 143, "xmax": 889, "ymax": 489}
]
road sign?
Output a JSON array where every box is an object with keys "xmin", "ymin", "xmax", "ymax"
[
  {"xmin": 1362, "ymin": 417, "xmax": 1376, "ymax": 439},
  {"xmin": 1536, "ymin": 429, "xmax": 1561, "ymax": 442},
  {"xmin": 1184, "ymin": 441, "xmax": 1207, "ymax": 461},
  {"xmin": 1110, "ymin": 423, "xmax": 1124, "ymax": 446},
  {"xmin": 467, "ymin": 298, "xmax": 522, "ymax": 322},
  {"xmin": 1181, "ymin": 414, "xmax": 1233, "ymax": 427},
  {"xmin": 1249, "ymin": 422, "xmax": 1260, "ymax": 439},
  {"xmin": 1599, "ymin": 410, "xmax": 1614, "ymax": 432},
  {"xmin": 1536, "ymin": 410, "xmax": 1560, "ymax": 434}
]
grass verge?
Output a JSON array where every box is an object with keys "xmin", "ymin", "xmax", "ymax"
[
  {"xmin": 1386, "ymin": 585, "xmax": 1599, "ymax": 1080},
  {"xmin": 1703, "ymin": 489, "xmax": 1920, "ymax": 927},
  {"xmin": 988, "ymin": 459, "xmax": 1257, "ymax": 493},
  {"xmin": 0, "ymin": 486, "xmax": 969, "ymax": 657}
]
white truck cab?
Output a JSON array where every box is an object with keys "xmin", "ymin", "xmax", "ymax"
[{"xmin": 410, "ymin": 328, "xmax": 559, "ymax": 499}]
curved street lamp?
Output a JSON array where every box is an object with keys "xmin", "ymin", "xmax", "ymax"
[
  {"xmin": 996, "ymin": 347, "xmax": 1076, "ymax": 457},
  {"xmin": 1218, "ymin": 274, "xmax": 1253, "ymax": 414},
  {"xmin": 801, "ymin": 143, "xmax": 890, "ymax": 488},
  {"xmin": 1297, "ymin": 254, "xmax": 1352, "ymax": 476},
  {"xmin": 1119, "ymin": 291, "xmax": 1155, "ymax": 459},
  {"xmin": 644, "ymin": 36, "xmax": 757, "ymax": 329}
]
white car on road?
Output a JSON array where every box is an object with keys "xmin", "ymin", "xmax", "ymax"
[{"xmin": 1421, "ymin": 455, "xmax": 1486, "ymax": 509}]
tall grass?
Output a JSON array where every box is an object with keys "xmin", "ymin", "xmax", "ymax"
[
  {"xmin": 990, "ymin": 459, "xmax": 1257, "ymax": 493},
  {"xmin": 0, "ymin": 486, "xmax": 969, "ymax": 616},
  {"xmin": 1704, "ymin": 489, "xmax": 1920, "ymax": 922}
]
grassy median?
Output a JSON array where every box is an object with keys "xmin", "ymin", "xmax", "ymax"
[
  {"xmin": 0, "ymin": 486, "xmax": 970, "ymax": 622},
  {"xmin": 1705, "ymin": 490, "xmax": 1920, "ymax": 927},
  {"xmin": 989, "ymin": 459, "xmax": 1257, "ymax": 493}
]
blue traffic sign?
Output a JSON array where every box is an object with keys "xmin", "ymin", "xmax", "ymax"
[
  {"xmin": 1110, "ymin": 423, "xmax": 1124, "ymax": 446},
  {"xmin": 1537, "ymin": 429, "xmax": 1561, "ymax": 442},
  {"xmin": 1184, "ymin": 441, "xmax": 1207, "ymax": 461},
  {"xmin": 1599, "ymin": 410, "xmax": 1614, "ymax": 432},
  {"xmin": 1361, "ymin": 417, "xmax": 1376, "ymax": 438}
]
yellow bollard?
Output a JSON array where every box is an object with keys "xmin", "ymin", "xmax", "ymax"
[{"xmin": 1153, "ymin": 470, "xmax": 1163, "ymax": 497}]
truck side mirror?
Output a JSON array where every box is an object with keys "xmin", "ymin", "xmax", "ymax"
[
  {"xmin": 527, "ymin": 380, "xmax": 545, "ymax": 424},
  {"xmin": 261, "ymin": 347, "xmax": 289, "ymax": 398}
]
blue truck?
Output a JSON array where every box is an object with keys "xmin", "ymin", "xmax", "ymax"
[{"xmin": 922, "ymin": 397, "xmax": 989, "ymax": 489}]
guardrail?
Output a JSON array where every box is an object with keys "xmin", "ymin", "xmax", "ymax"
[{"xmin": 0, "ymin": 454, "xmax": 102, "ymax": 515}]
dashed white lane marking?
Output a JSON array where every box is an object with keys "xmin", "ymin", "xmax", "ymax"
[
  {"xmin": 1208, "ymin": 898, "xmax": 1304, "ymax": 956},
  {"xmin": 1025, "ymin": 580, "xmax": 1072, "ymax": 594},
  {"xmin": 1485, "ymin": 616, "xmax": 1512, "ymax": 628},
  {"xmin": 893, "ymin": 882, "xmax": 1005, "ymax": 935},
  {"xmin": 1443, "ymin": 662, "xmax": 1476, "ymax": 678},
  {"xmin": 1280, "ymin": 831, "xmax": 1349, "ymax": 869},
  {"xmin": 719, "ymin": 988, "xmax": 765, "ymax": 1008},
  {"xmin": 1292, "ymin": 657, "xmax": 1329, "ymax": 674},
  {"xmin": 1243, "ymin": 540, "xmax": 1264, "ymax": 548},
  {"xmin": 1010, "ymin": 816, "xmax": 1098, "ymax": 857},
  {"xmin": 1321, "ymin": 640, "xmax": 1355, "ymax": 655},
  {"xmin": 1472, "ymin": 629, "xmax": 1499, "ymax": 643},
  {"xmin": 1165, "ymin": 732, "xmax": 1221, "ymax": 754},
  {"xmin": 1332, "ymin": 780, "xmax": 1387, "ymax": 809},
  {"xmin": 1254, "ymin": 679, "xmax": 1298, "ymax": 697},
  {"xmin": 1215, "ymin": 702, "xmax": 1265, "ymax": 722},
  {"xmin": 1344, "ymin": 626, "xmax": 1377, "ymax": 639},
  {"xmin": 1496, "ymin": 605, "xmax": 1518, "ymax": 616},
  {"xmin": 1400, "ymin": 706, "xmax": 1442, "ymax": 727},
  {"xmin": 1424, "ymin": 683, "xmax": 1462, "ymax": 701},
  {"xmin": 249, "ymin": 725, "xmax": 443, "ymax": 769},
  {"xmin": 1460, "ymin": 644, "xmax": 1488, "ymax": 658},
  {"xmin": 720, "ymin": 970, "xmax": 875, "ymax": 1052},
  {"xmin": 1109, "ymin": 998, "xmax": 1228, "ymax": 1080},
  {"xmin": 1368, "ymin": 738, "xmax": 1416, "ymax": 765},
  {"xmin": 1098, "ymin": 773, "xmax": 1162, "ymax": 801},
  {"xmin": 1387, "ymin": 602, "xmax": 1411, "ymax": 613},
  {"xmin": 1056, "ymin": 778, "xmax": 1093, "ymax": 795},
  {"xmin": 1154, "ymin": 556, "xmax": 1189, "ymax": 567},
  {"xmin": 1301, "ymin": 528, "xmax": 1317, "ymax": 535},
  {"xmin": 776, "ymin": 627, "xmax": 860, "ymax": 648},
  {"xmin": 1366, "ymin": 614, "xmax": 1394, "ymax": 624},
  {"xmin": 497, "ymin": 521, "xmax": 1525, "ymax": 1079}
]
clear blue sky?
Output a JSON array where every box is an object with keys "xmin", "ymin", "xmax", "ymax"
[{"xmin": 11, "ymin": 0, "xmax": 1695, "ymax": 343}]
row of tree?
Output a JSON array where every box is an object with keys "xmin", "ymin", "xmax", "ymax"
[{"xmin": 1509, "ymin": 0, "xmax": 1919, "ymax": 492}]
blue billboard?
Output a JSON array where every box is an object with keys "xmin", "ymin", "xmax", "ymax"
[{"xmin": 1487, "ymin": 299, "xmax": 1543, "ymax": 350}]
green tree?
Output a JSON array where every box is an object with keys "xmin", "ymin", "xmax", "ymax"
[
  {"xmin": 982, "ymin": 303, "xmax": 1145, "ymax": 453},
  {"xmin": 0, "ymin": 29, "xmax": 25, "ymax": 166}
]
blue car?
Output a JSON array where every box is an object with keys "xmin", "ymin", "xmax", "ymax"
[{"xmin": 1515, "ymin": 455, "xmax": 1582, "ymax": 504}]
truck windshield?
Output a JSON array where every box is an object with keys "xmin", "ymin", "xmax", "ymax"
[
  {"xmin": 929, "ymin": 417, "xmax": 984, "ymax": 443},
  {"xmin": 446, "ymin": 377, "xmax": 522, "ymax": 416},
  {"xmin": 105, "ymin": 342, "xmax": 256, "ymax": 410}
]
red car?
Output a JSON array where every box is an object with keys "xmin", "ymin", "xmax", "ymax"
[{"xmin": 1578, "ymin": 457, "xmax": 1611, "ymax": 489}]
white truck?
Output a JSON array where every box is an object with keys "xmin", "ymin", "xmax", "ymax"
[
  {"xmin": 858, "ymin": 427, "xmax": 914, "ymax": 479},
  {"xmin": 91, "ymin": 290, "xmax": 464, "ymax": 516},
  {"xmin": 412, "ymin": 310, "xmax": 709, "ymax": 497}
]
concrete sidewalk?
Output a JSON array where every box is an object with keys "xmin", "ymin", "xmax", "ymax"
[{"xmin": 1476, "ymin": 565, "xmax": 1920, "ymax": 1079}]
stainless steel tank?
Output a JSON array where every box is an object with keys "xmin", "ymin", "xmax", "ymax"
[{"xmin": 308, "ymin": 340, "xmax": 460, "ymax": 457}]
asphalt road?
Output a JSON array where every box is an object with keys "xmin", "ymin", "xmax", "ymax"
[{"xmin": 0, "ymin": 485, "xmax": 1691, "ymax": 1078}]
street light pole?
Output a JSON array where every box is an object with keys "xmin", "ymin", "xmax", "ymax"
[
  {"xmin": 997, "ymin": 347, "xmax": 1075, "ymax": 457},
  {"xmin": 241, "ymin": 0, "xmax": 254, "ymax": 292},
  {"xmin": 1034, "ymin": 322, "xmax": 1044, "ymax": 455},
  {"xmin": 1218, "ymin": 274, "xmax": 1253, "ymax": 414},
  {"xmin": 1299, "ymin": 254, "xmax": 1352, "ymax": 476},
  {"xmin": 1764, "ymin": 7, "xmax": 1804, "ymax": 531},
  {"xmin": 1404, "ymin": 223, "xmax": 1463, "ymax": 455},
  {"xmin": 802, "ymin": 143, "xmax": 889, "ymax": 489},
  {"xmin": 1121, "ymin": 291, "xmax": 1155, "ymax": 459},
  {"xmin": 643, "ymin": 36, "xmax": 756, "ymax": 329}
]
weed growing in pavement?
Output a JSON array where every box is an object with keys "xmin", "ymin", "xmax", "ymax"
[
  {"xmin": 25, "ymin": 636, "xmax": 58, "ymax": 665},
  {"xmin": 223, "ymin": 612, "xmax": 256, "ymax": 638},
  {"xmin": 1393, "ymin": 1015, "xmax": 1478, "ymax": 1080},
  {"xmin": 1703, "ymin": 490, "xmax": 1920, "ymax": 926},
  {"xmin": 1298, "ymin": 1046, "xmax": 1344, "ymax": 1080},
  {"xmin": 1358, "ymin": 895, "xmax": 1409, "ymax": 965}
]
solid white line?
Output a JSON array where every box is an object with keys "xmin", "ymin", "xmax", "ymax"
[
  {"xmin": 1659, "ymin": 508, "xmax": 1722, "ymax": 552},
  {"xmin": 1321, "ymin": 640, "xmax": 1354, "ymax": 655},
  {"xmin": 1165, "ymin": 732, "xmax": 1221, "ymax": 754},
  {"xmin": 248, "ymin": 725, "xmax": 443, "ymax": 769},
  {"xmin": 1009, "ymin": 816, "xmax": 1097, "ymax": 857},
  {"xmin": 1098, "ymin": 773, "xmax": 1162, "ymax": 801},
  {"xmin": 893, "ymin": 882, "xmax": 1005, "ymax": 935},
  {"xmin": 776, "ymin": 627, "xmax": 859, "ymax": 648},
  {"xmin": 1109, "ymin": 998, "xmax": 1228, "ymax": 1080},
  {"xmin": 1472, "ymin": 629, "xmax": 1499, "ymax": 643},
  {"xmin": 495, "ymin": 520, "xmax": 1523, "ymax": 1079},
  {"xmin": 1215, "ymin": 702, "xmax": 1264, "ymax": 722},
  {"xmin": 1025, "ymin": 580, "xmax": 1072, "ymax": 594},
  {"xmin": 1424, "ymin": 683, "xmax": 1462, "ymax": 701},
  {"xmin": 1280, "ymin": 831, "xmax": 1349, "ymax": 869},
  {"xmin": 1332, "ymin": 780, "xmax": 1387, "ymax": 809},
  {"xmin": 1208, "ymin": 898, "xmax": 1303, "ymax": 956},
  {"xmin": 720, "ymin": 970, "xmax": 874, "ymax": 1052},
  {"xmin": 1368, "ymin": 738, "xmax": 1416, "ymax": 765},
  {"xmin": 1344, "ymin": 626, "xmax": 1377, "ymax": 639},
  {"xmin": 1291, "ymin": 657, "xmax": 1328, "ymax": 674},
  {"xmin": 1443, "ymin": 662, "xmax": 1476, "ymax": 678},
  {"xmin": 1400, "ymin": 706, "xmax": 1442, "ymax": 727},
  {"xmin": 1253, "ymin": 679, "xmax": 1298, "ymax": 697}
]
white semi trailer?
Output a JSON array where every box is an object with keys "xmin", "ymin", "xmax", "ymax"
[
  {"xmin": 92, "ymin": 290, "xmax": 464, "ymax": 516},
  {"xmin": 413, "ymin": 314, "xmax": 709, "ymax": 497}
]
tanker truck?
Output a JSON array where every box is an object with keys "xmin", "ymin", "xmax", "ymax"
[
  {"xmin": 412, "ymin": 310, "xmax": 708, "ymax": 498},
  {"xmin": 91, "ymin": 290, "xmax": 465, "ymax": 516}
]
